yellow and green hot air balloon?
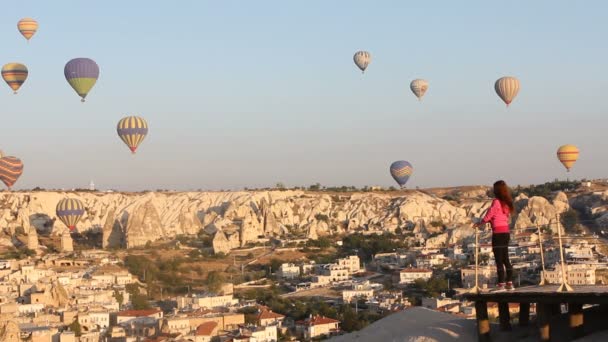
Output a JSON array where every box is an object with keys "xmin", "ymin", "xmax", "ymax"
[
  {"xmin": 117, "ymin": 116, "xmax": 148, "ymax": 154},
  {"xmin": 56, "ymin": 198, "xmax": 85, "ymax": 232},
  {"xmin": 557, "ymin": 144, "xmax": 579, "ymax": 172},
  {"xmin": 64, "ymin": 58, "xmax": 99, "ymax": 102},
  {"xmin": 2, "ymin": 63, "xmax": 28, "ymax": 94}
]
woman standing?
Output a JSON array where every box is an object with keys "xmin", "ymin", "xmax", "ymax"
[{"xmin": 474, "ymin": 180, "xmax": 515, "ymax": 291}]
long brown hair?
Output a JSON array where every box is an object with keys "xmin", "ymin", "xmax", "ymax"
[{"xmin": 493, "ymin": 180, "xmax": 514, "ymax": 214}]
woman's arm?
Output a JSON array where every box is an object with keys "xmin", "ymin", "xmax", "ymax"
[{"xmin": 480, "ymin": 199, "xmax": 499, "ymax": 224}]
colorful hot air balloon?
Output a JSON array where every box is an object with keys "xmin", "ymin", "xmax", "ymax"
[
  {"xmin": 17, "ymin": 18, "xmax": 38, "ymax": 41},
  {"xmin": 390, "ymin": 161, "xmax": 413, "ymax": 188},
  {"xmin": 2, "ymin": 63, "xmax": 28, "ymax": 94},
  {"xmin": 117, "ymin": 116, "xmax": 148, "ymax": 154},
  {"xmin": 64, "ymin": 58, "xmax": 99, "ymax": 102},
  {"xmin": 353, "ymin": 51, "xmax": 371, "ymax": 73},
  {"xmin": 56, "ymin": 198, "xmax": 85, "ymax": 231},
  {"xmin": 410, "ymin": 79, "xmax": 429, "ymax": 100},
  {"xmin": 557, "ymin": 145, "xmax": 579, "ymax": 172},
  {"xmin": 0, "ymin": 156, "xmax": 24, "ymax": 190},
  {"xmin": 495, "ymin": 76, "xmax": 520, "ymax": 107}
]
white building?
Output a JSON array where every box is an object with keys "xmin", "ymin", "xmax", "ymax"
[
  {"xmin": 399, "ymin": 268, "xmax": 433, "ymax": 285},
  {"xmin": 541, "ymin": 263, "xmax": 596, "ymax": 285},
  {"xmin": 336, "ymin": 255, "xmax": 361, "ymax": 273},
  {"xmin": 342, "ymin": 281, "xmax": 374, "ymax": 303},
  {"xmin": 177, "ymin": 294, "xmax": 238, "ymax": 310},
  {"xmin": 278, "ymin": 263, "xmax": 300, "ymax": 279},
  {"xmin": 461, "ymin": 266, "xmax": 497, "ymax": 288}
]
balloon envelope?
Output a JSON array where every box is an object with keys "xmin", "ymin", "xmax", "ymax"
[
  {"xmin": 410, "ymin": 79, "xmax": 429, "ymax": 100},
  {"xmin": 353, "ymin": 51, "xmax": 371, "ymax": 73},
  {"xmin": 495, "ymin": 76, "xmax": 520, "ymax": 106},
  {"xmin": 390, "ymin": 161, "xmax": 413, "ymax": 187},
  {"xmin": 557, "ymin": 145, "xmax": 579, "ymax": 172},
  {"xmin": 2, "ymin": 63, "xmax": 28, "ymax": 94},
  {"xmin": 17, "ymin": 18, "xmax": 38, "ymax": 41},
  {"xmin": 0, "ymin": 156, "xmax": 24, "ymax": 189},
  {"xmin": 117, "ymin": 116, "xmax": 149, "ymax": 153},
  {"xmin": 64, "ymin": 58, "xmax": 99, "ymax": 102},
  {"xmin": 56, "ymin": 198, "xmax": 85, "ymax": 231}
]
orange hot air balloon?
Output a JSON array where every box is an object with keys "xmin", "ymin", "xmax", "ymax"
[
  {"xmin": 495, "ymin": 76, "xmax": 520, "ymax": 107},
  {"xmin": 1, "ymin": 63, "xmax": 28, "ymax": 94},
  {"xmin": 17, "ymin": 18, "xmax": 38, "ymax": 41},
  {"xmin": 557, "ymin": 145, "xmax": 579, "ymax": 172}
]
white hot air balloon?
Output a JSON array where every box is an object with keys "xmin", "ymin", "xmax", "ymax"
[
  {"xmin": 410, "ymin": 79, "xmax": 429, "ymax": 100},
  {"xmin": 494, "ymin": 76, "xmax": 520, "ymax": 107},
  {"xmin": 353, "ymin": 51, "xmax": 371, "ymax": 73}
]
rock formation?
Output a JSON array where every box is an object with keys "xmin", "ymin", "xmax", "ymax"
[{"xmin": 0, "ymin": 188, "xmax": 588, "ymax": 253}]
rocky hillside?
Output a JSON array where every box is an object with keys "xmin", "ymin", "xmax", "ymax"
[{"xmin": 0, "ymin": 189, "xmax": 576, "ymax": 253}]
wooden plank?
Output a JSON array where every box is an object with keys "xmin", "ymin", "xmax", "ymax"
[
  {"xmin": 498, "ymin": 302, "xmax": 511, "ymax": 331},
  {"xmin": 537, "ymin": 303, "xmax": 552, "ymax": 342},
  {"xmin": 518, "ymin": 302, "xmax": 530, "ymax": 327},
  {"xmin": 569, "ymin": 303, "xmax": 584, "ymax": 339},
  {"xmin": 475, "ymin": 301, "xmax": 492, "ymax": 342}
]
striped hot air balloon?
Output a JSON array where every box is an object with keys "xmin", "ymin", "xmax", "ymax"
[
  {"xmin": 390, "ymin": 160, "xmax": 413, "ymax": 188},
  {"xmin": 56, "ymin": 198, "xmax": 85, "ymax": 231},
  {"xmin": 0, "ymin": 156, "xmax": 24, "ymax": 190},
  {"xmin": 64, "ymin": 58, "xmax": 99, "ymax": 102},
  {"xmin": 17, "ymin": 18, "xmax": 38, "ymax": 41},
  {"xmin": 410, "ymin": 79, "xmax": 429, "ymax": 101},
  {"xmin": 2, "ymin": 63, "xmax": 28, "ymax": 94},
  {"xmin": 557, "ymin": 145, "xmax": 579, "ymax": 172},
  {"xmin": 353, "ymin": 51, "xmax": 371, "ymax": 73},
  {"xmin": 117, "ymin": 116, "xmax": 148, "ymax": 154},
  {"xmin": 495, "ymin": 76, "xmax": 520, "ymax": 107}
]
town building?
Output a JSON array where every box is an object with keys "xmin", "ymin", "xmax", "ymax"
[
  {"xmin": 541, "ymin": 263, "xmax": 596, "ymax": 285},
  {"xmin": 295, "ymin": 315, "xmax": 340, "ymax": 340},
  {"xmin": 342, "ymin": 281, "xmax": 374, "ymax": 303},
  {"xmin": 461, "ymin": 266, "xmax": 497, "ymax": 288},
  {"xmin": 278, "ymin": 263, "xmax": 300, "ymax": 279},
  {"xmin": 398, "ymin": 268, "xmax": 433, "ymax": 285}
]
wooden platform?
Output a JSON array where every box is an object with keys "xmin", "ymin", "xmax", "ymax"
[
  {"xmin": 463, "ymin": 285, "xmax": 608, "ymax": 304},
  {"xmin": 462, "ymin": 285, "xmax": 608, "ymax": 342}
]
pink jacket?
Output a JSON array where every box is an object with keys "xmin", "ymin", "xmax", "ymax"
[{"xmin": 481, "ymin": 199, "xmax": 510, "ymax": 233}]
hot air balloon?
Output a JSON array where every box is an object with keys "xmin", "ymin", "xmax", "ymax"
[
  {"xmin": 64, "ymin": 58, "xmax": 99, "ymax": 102},
  {"xmin": 17, "ymin": 18, "xmax": 38, "ymax": 41},
  {"xmin": 390, "ymin": 160, "xmax": 413, "ymax": 188},
  {"xmin": 410, "ymin": 79, "xmax": 429, "ymax": 100},
  {"xmin": 56, "ymin": 198, "xmax": 85, "ymax": 232},
  {"xmin": 353, "ymin": 51, "xmax": 371, "ymax": 73},
  {"xmin": 2, "ymin": 63, "xmax": 28, "ymax": 94},
  {"xmin": 495, "ymin": 76, "xmax": 520, "ymax": 107},
  {"xmin": 557, "ymin": 145, "xmax": 579, "ymax": 172},
  {"xmin": 0, "ymin": 156, "xmax": 23, "ymax": 190},
  {"xmin": 117, "ymin": 116, "xmax": 148, "ymax": 153}
]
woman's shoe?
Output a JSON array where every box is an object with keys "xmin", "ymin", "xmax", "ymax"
[
  {"xmin": 492, "ymin": 283, "xmax": 506, "ymax": 292},
  {"xmin": 505, "ymin": 281, "xmax": 514, "ymax": 291}
]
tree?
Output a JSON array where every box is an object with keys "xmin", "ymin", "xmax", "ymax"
[
  {"xmin": 275, "ymin": 182, "xmax": 285, "ymax": 190},
  {"xmin": 561, "ymin": 209, "xmax": 580, "ymax": 234},
  {"xmin": 308, "ymin": 183, "xmax": 321, "ymax": 191},
  {"xmin": 206, "ymin": 271, "xmax": 225, "ymax": 293},
  {"xmin": 413, "ymin": 277, "xmax": 448, "ymax": 297},
  {"xmin": 131, "ymin": 294, "xmax": 151, "ymax": 310},
  {"xmin": 113, "ymin": 289, "xmax": 124, "ymax": 307},
  {"xmin": 269, "ymin": 259, "xmax": 282, "ymax": 274},
  {"xmin": 68, "ymin": 320, "xmax": 82, "ymax": 337}
]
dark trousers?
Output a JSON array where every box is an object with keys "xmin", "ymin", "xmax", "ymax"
[{"xmin": 492, "ymin": 233, "xmax": 513, "ymax": 284}]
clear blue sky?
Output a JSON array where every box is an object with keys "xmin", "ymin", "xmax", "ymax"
[{"xmin": 2, "ymin": 1, "xmax": 607, "ymax": 191}]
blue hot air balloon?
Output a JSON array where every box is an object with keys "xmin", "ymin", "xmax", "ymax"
[{"xmin": 390, "ymin": 161, "xmax": 413, "ymax": 187}]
